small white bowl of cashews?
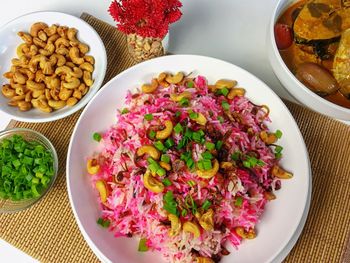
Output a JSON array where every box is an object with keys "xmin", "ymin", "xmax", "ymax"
[{"xmin": 0, "ymin": 11, "xmax": 107, "ymax": 122}]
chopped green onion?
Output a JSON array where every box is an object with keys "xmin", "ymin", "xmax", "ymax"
[
  {"xmin": 231, "ymin": 151, "xmax": 241, "ymax": 161},
  {"xmin": 175, "ymin": 111, "xmax": 181, "ymax": 118},
  {"xmin": 275, "ymin": 152, "xmax": 282, "ymax": 159},
  {"xmin": 179, "ymin": 98, "xmax": 189, "ymax": 107},
  {"xmin": 163, "ymin": 191, "xmax": 179, "ymax": 216},
  {"xmin": 149, "ymin": 163, "xmax": 159, "ymax": 173},
  {"xmin": 189, "ymin": 111, "xmax": 199, "ymax": 119},
  {"xmin": 188, "ymin": 180, "xmax": 195, "ymax": 187},
  {"xmin": 201, "ymin": 200, "xmax": 212, "ymax": 211},
  {"xmin": 144, "ymin": 113, "xmax": 153, "ymax": 121},
  {"xmin": 186, "ymin": 158, "xmax": 195, "ymax": 170},
  {"xmin": 275, "ymin": 145, "xmax": 283, "ymax": 153},
  {"xmin": 161, "ymin": 154, "xmax": 170, "ymax": 164},
  {"xmin": 181, "ymin": 209, "xmax": 188, "ymax": 217},
  {"xmin": 97, "ymin": 218, "xmax": 110, "ymax": 228},
  {"xmin": 222, "ymin": 101, "xmax": 230, "ymax": 111},
  {"xmin": 205, "ymin": 142, "xmax": 215, "ymax": 151},
  {"xmin": 138, "ymin": 238, "xmax": 149, "ymax": 252},
  {"xmin": 148, "ymin": 130, "xmax": 156, "ymax": 139},
  {"xmin": 216, "ymin": 87, "xmax": 229, "ymax": 96},
  {"xmin": 186, "ymin": 81, "xmax": 194, "ymax": 88},
  {"xmin": 162, "ymin": 178, "xmax": 172, "ymax": 186},
  {"xmin": 192, "ymin": 131, "xmax": 202, "ymax": 143},
  {"xmin": 93, "ymin": 132, "xmax": 102, "ymax": 142},
  {"xmin": 181, "ymin": 152, "xmax": 191, "ymax": 161},
  {"xmin": 216, "ymin": 140, "xmax": 223, "ymax": 150},
  {"xmin": 174, "ymin": 123, "xmax": 183, "ymax": 134},
  {"xmin": 164, "ymin": 138, "xmax": 175, "ymax": 148},
  {"xmin": 202, "ymin": 159, "xmax": 212, "ymax": 170},
  {"xmin": 275, "ymin": 129, "xmax": 283, "ymax": 139},
  {"xmin": 197, "ymin": 160, "xmax": 204, "ymax": 170},
  {"xmin": 235, "ymin": 196, "xmax": 243, "ymax": 207},
  {"xmin": 121, "ymin": 108, "xmax": 129, "ymax": 114},
  {"xmin": 156, "ymin": 167, "xmax": 166, "ymax": 176},
  {"xmin": 154, "ymin": 141, "xmax": 165, "ymax": 151},
  {"xmin": 257, "ymin": 159, "xmax": 265, "ymax": 166},
  {"xmin": 201, "ymin": 151, "xmax": 213, "ymax": 160},
  {"xmin": 243, "ymin": 160, "xmax": 251, "ymax": 168},
  {"xmin": 218, "ymin": 116, "xmax": 224, "ymax": 123}
]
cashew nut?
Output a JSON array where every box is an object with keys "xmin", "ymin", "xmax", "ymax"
[
  {"xmin": 66, "ymin": 97, "xmax": 78, "ymax": 106},
  {"xmin": 215, "ymin": 79, "xmax": 237, "ymax": 90},
  {"xmin": 32, "ymin": 89, "xmax": 45, "ymax": 98},
  {"xmin": 87, "ymin": 158, "xmax": 100, "ymax": 174},
  {"xmin": 165, "ymin": 72, "xmax": 184, "ymax": 84},
  {"xmin": 73, "ymin": 89, "xmax": 82, "ymax": 99},
  {"xmin": 15, "ymin": 86, "xmax": 27, "ymax": 96},
  {"xmin": 38, "ymin": 30, "xmax": 47, "ymax": 41},
  {"xmin": 55, "ymin": 37, "xmax": 70, "ymax": 49},
  {"xmin": 78, "ymin": 83, "xmax": 88, "ymax": 95},
  {"xmin": 62, "ymin": 77, "xmax": 80, "ymax": 89},
  {"xmin": 27, "ymin": 80, "xmax": 45, "ymax": 90},
  {"xmin": 50, "ymin": 53, "xmax": 66, "ymax": 67},
  {"xmin": 50, "ymin": 89, "xmax": 60, "ymax": 101},
  {"xmin": 79, "ymin": 62, "xmax": 93, "ymax": 73},
  {"xmin": 143, "ymin": 170, "xmax": 164, "ymax": 193},
  {"xmin": 95, "ymin": 180, "xmax": 109, "ymax": 203},
  {"xmin": 65, "ymin": 62, "xmax": 76, "ymax": 68},
  {"xmin": 157, "ymin": 72, "xmax": 167, "ymax": 82},
  {"xmin": 11, "ymin": 58, "xmax": 22, "ymax": 67},
  {"xmin": 84, "ymin": 55, "xmax": 95, "ymax": 64},
  {"xmin": 220, "ymin": 161, "xmax": 234, "ymax": 171},
  {"xmin": 29, "ymin": 55, "xmax": 42, "ymax": 73},
  {"xmin": 44, "ymin": 24, "xmax": 57, "ymax": 36},
  {"xmin": 227, "ymin": 88, "xmax": 246, "ymax": 99},
  {"xmin": 141, "ymin": 78, "xmax": 158, "ymax": 93},
  {"xmin": 2, "ymin": 85, "xmax": 15, "ymax": 98},
  {"xmin": 264, "ymin": 191, "xmax": 276, "ymax": 200},
  {"xmin": 159, "ymin": 161, "xmax": 171, "ymax": 171},
  {"xmin": 19, "ymin": 68, "xmax": 35, "ymax": 81},
  {"xmin": 47, "ymin": 33, "xmax": 60, "ymax": 44},
  {"xmin": 56, "ymin": 47, "xmax": 69, "ymax": 56},
  {"xmin": 58, "ymin": 87, "xmax": 73, "ymax": 101},
  {"xmin": 33, "ymin": 37, "xmax": 46, "ymax": 48},
  {"xmin": 156, "ymin": 120, "xmax": 173, "ymax": 140},
  {"xmin": 198, "ymin": 209, "xmax": 214, "ymax": 231},
  {"xmin": 78, "ymin": 43, "xmax": 89, "ymax": 54},
  {"xmin": 35, "ymin": 70, "xmax": 46, "ymax": 83},
  {"xmin": 259, "ymin": 131, "xmax": 277, "ymax": 145},
  {"xmin": 271, "ymin": 165, "xmax": 293, "ymax": 179},
  {"xmin": 29, "ymin": 45, "xmax": 38, "ymax": 56},
  {"xmin": 16, "ymin": 43, "xmax": 29, "ymax": 58},
  {"xmin": 168, "ymin": 214, "xmax": 181, "ymax": 237},
  {"xmin": 55, "ymin": 65, "xmax": 72, "ymax": 76},
  {"xmin": 18, "ymin": 101, "xmax": 32, "ymax": 111},
  {"xmin": 57, "ymin": 26, "xmax": 68, "ymax": 38},
  {"xmin": 10, "ymin": 79, "xmax": 24, "ymax": 90},
  {"xmin": 48, "ymin": 99, "xmax": 66, "ymax": 110},
  {"xmin": 39, "ymin": 42, "xmax": 55, "ymax": 56},
  {"xmin": 13, "ymin": 71, "xmax": 27, "ymax": 84},
  {"xmin": 30, "ymin": 22, "xmax": 48, "ymax": 37},
  {"xmin": 39, "ymin": 59, "xmax": 54, "ymax": 75},
  {"xmin": 235, "ymin": 227, "xmax": 256, "ymax": 239},
  {"xmin": 196, "ymin": 257, "xmax": 214, "ymax": 263},
  {"xmin": 69, "ymin": 67, "xmax": 83, "ymax": 78},
  {"xmin": 183, "ymin": 221, "xmax": 200, "ymax": 238},
  {"xmin": 67, "ymin": 27, "xmax": 78, "ymax": 43},
  {"xmin": 69, "ymin": 46, "xmax": 84, "ymax": 64},
  {"xmin": 17, "ymin": 32, "xmax": 33, "ymax": 45},
  {"xmin": 3, "ymin": 71, "xmax": 13, "ymax": 79},
  {"xmin": 137, "ymin": 145, "xmax": 160, "ymax": 160},
  {"xmin": 196, "ymin": 159, "xmax": 219, "ymax": 179},
  {"xmin": 9, "ymin": 95, "xmax": 26, "ymax": 102},
  {"xmin": 83, "ymin": 70, "xmax": 94, "ymax": 87},
  {"xmin": 170, "ymin": 91, "xmax": 192, "ymax": 102},
  {"xmin": 193, "ymin": 112, "xmax": 207, "ymax": 126}
]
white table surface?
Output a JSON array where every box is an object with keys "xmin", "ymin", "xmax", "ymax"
[{"xmin": 0, "ymin": 0, "xmax": 298, "ymax": 262}]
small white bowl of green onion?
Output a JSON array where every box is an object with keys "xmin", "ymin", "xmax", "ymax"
[{"xmin": 0, "ymin": 128, "xmax": 58, "ymax": 213}]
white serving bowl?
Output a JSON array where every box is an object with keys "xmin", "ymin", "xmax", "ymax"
[
  {"xmin": 0, "ymin": 11, "xmax": 107, "ymax": 122},
  {"xmin": 67, "ymin": 55, "xmax": 311, "ymax": 263},
  {"xmin": 267, "ymin": 0, "xmax": 350, "ymax": 121}
]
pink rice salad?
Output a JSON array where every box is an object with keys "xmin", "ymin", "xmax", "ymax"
[{"xmin": 89, "ymin": 74, "xmax": 291, "ymax": 263}]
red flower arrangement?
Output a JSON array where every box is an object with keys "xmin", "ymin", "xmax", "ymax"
[{"xmin": 108, "ymin": 0, "xmax": 182, "ymax": 39}]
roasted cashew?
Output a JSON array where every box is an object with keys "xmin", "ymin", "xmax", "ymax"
[
  {"xmin": 79, "ymin": 62, "xmax": 93, "ymax": 73},
  {"xmin": 27, "ymin": 80, "xmax": 45, "ymax": 90},
  {"xmin": 220, "ymin": 161, "xmax": 234, "ymax": 171},
  {"xmin": 3, "ymin": 71, "xmax": 13, "ymax": 79},
  {"xmin": 156, "ymin": 120, "xmax": 173, "ymax": 140},
  {"xmin": 50, "ymin": 53, "xmax": 66, "ymax": 67},
  {"xmin": 87, "ymin": 159, "xmax": 100, "ymax": 174},
  {"xmin": 29, "ymin": 55, "xmax": 42, "ymax": 73},
  {"xmin": 215, "ymin": 79, "xmax": 237, "ymax": 90},
  {"xmin": 38, "ymin": 30, "xmax": 47, "ymax": 41},
  {"xmin": 264, "ymin": 191, "xmax": 276, "ymax": 200},
  {"xmin": 55, "ymin": 37, "xmax": 70, "ymax": 48},
  {"xmin": 32, "ymin": 89, "xmax": 45, "ymax": 98},
  {"xmin": 66, "ymin": 97, "xmax": 78, "ymax": 106},
  {"xmin": 67, "ymin": 28, "xmax": 78, "ymax": 43},
  {"xmin": 137, "ymin": 145, "xmax": 160, "ymax": 160},
  {"xmin": 17, "ymin": 32, "xmax": 33, "ymax": 45},
  {"xmin": 30, "ymin": 22, "xmax": 48, "ymax": 37},
  {"xmin": 159, "ymin": 161, "xmax": 171, "ymax": 171},
  {"xmin": 47, "ymin": 33, "xmax": 60, "ymax": 43},
  {"xmin": 58, "ymin": 87, "xmax": 73, "ymax": 101},
  {"xmin": 39, "ymin": 59, "xmax": 54, "ymax": 75},
  {"xmin": 35, "ymin": 70, "xmax": 45, "ymax": 83},
  {"xmin": 18, "ymin": 101, "xmax": 32, "ymax": 111},
  {"xmin": 8, "ymin": 100, "xmax": 19, "ymax": 107},
  {"xmin": 142, "ymin": 78, "xmax": 158, "ymax": 93},
  {"xmin": 73, "ymin": 89, "xmax": 82, "ymax": 99},
  {"xmin": 78, "ymin": 43, "xmax": 89, "ymax": 54},
  {"xmin": 271, "ymin": 165, "xmax": 293, "ymax": 179},
  {"xmin": 57, "ymin": 26, "xmax": 68, "ymax": 38},
  {"xmin": 55, "ymin": 65, "xmax": 72, "ymax": 76},
  {"xmin": 19, "ymin": 68, "xmax": 35, "ymax": 81},
  {"xmin": 36, "ymin": 99, "xmax": 52, "ymax": 113},
  {"xmin": 33, "ymin": 37, "xmax": 46, "ymax": 48},
  {"xmin": 83, "ymin": 71, "xmax": 94, "ymax": 87},
  {"xmin": 16, "ymin": 43, "xmax": 29, "ymax": 58},
  {"xmin": 39, "ymin": 42, "xmax": 55, "ymax": 56},
  {"xmin": 1, "ymin": 84, "xmax": 15, "ymax": 98},
  {"xmin": 84, "ymin": 55, "xmax": 95, "ymax": 64},
  {"xmin": 168, "ymin": 214, "xmax": 181, "ymax": 237},
  {"xmin": 15, "ymin": 86, "xmax": 27, "ymax": 96},
  {"xmin": 56, "ymin": 47, "xmax": 69, "ymax": 56},
  {"xmin": 193, "ymin": 112, "xmax": 207, "ymax": 126},
  {"xmin": 170, "ymin": 91, "xmax": 192, "ymax": 102},
  {"xmin": 95, "ymin": 180, "xmax": 109, "ymax": 203},
  {"xmin": 13, "ymin": 71, "xmax": 27, "ymax": 84},
  {"xmin": 46, "ymin": 77, "xmax": 60, "ymax": 90},
  {"xmin": 29, "ymin": 45, "xmax": 38, "ymax": 56},
  {"xmin": 235, "ymin": 227, "xmax": 256, "ymax": 239},
  {"xmin": 9, "ymin": 95, "xmax": 25, "ymax": 102},
  {"xmin": 78, "ymin": 83, "xmax": 89, "ymax": 95},
  {"xmin": 196, "ymin": 159, "xmax": 219, "ymax": 179},
  {"xmin": 48, "ymin": 99, "xmax": 66, "ymax": 110},
  {"xmin": 183, "ymin": 221, "xmax": 200, "ymax": 238},
  {"xmin": 196, "ymin": 257, "xmax": 214, "ymax": 263},
  {"xmin": 65, "ymin": 62, "xmax": 76, "ymax": 68},
  {"xmin": 165, "ymin": 72, "xmax": 184, "ymax": 84},
  {"xmin": 50, "ymin": 89, "xmax": 60, "ymax": 101},
  {"xmin": 143, "ymin": 170, "xmax": 164, "ymax": 193},
  {"xmin": 24, "ymin": 91, "xmax": 32, "ymax": 102},
  {"xmin": 44, "ymin": 24, "xmax": 57, "ymax": 36},
  {"xmin": 62, "ymin": 77, "xmax": 80, "ymax": 89},
  {"xmin": 10, "ymin": 80, "xmax": 25, "ymax": 90},
  {"xmin": 69, "ymin": 47, "xmax": 84, "ymax": 64},
  {"xmin": 11, "ymin": 58, "xmax": 22, "ymax": 67},
  {"xmin": 69, "ymin": 67, "xmax": 83, "ymax": 78},
  {"xmin": 157, "ymin": 72, "xmax": 167, "ymax": 82},
  {"xmin": 227, "ymin": 88, "xmax": 245, "ymax": 99},
  {"xmin": 198, "ymin": 209, "xmax": 214, "ymax": 231},
  {"xmin": 259, "ymin": 131, "xmax": 277, "ymax": 145}
]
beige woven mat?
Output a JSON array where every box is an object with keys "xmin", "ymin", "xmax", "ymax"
[{"xmin": 1, "ymin": 13, "xmax": 350, "ymax": 263}]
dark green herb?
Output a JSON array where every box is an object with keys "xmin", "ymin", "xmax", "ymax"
[
  {"xmin": 144, "ymin": 114, "xmax": 153, "ymax": 121},
  {"xmin": 275, "ymin": 129, "xmax": 283, "ymax": 139},
  {"xmin": 93, "ymin": 132, "xmax": 102, "ymax": 142},
  {"xmin": 161, "ymin": 154, "xmax": 170, "ymax": 164},
  {"xmin": 162, "ymin": 178, "xmax": 172, "ymax": 186},
  {"xmin": 216, "ymin": 140, "xmax": 223, "ymax": 150},
  {"xmin": 138, "ymin": 238, "xmax": 149, "ymax": 252},
  {"xmin": 222, "ymin": 101, "xmax": 230, "ymax": 111},
  {"xmin": 179, "ymin": 98, "xmax": 189, "ymax": 107},
  {"xmin": 154, "ymin": 141, "xmax": 165, "ymax": 151},
  {"xmin": 201, "ymin": 200, "xmax": 212, "ymax": 211},
  {"xmin": 234, "ymin": 196, "xmax": 243, "ymax": 207},
  {"xmin": 174, "ymin": 123, "xmax": 183, "ymax": 134},
  {"xmin": 97, "ymin": 217, "xmax": 110, "ymax": 228},
  {"xmin": 231, "ymin": 151, "xmax": 241, "ymax": 161},
  {"xmin": 121, "ymin": 108, "xmax": 129, "ymax": 114},
  {"xmin": 205, "ymin": 142, "xmax": 215, "ymax": 151},
  {"xmin": 148, "ymin": 130, "xmax": 156, "ymax": 139},
  {"xmin": 164, "ymin": 138, "xmax": 175, "ymax": 148},
  {"xmin": 163, "ymin": 191, "xmax": 179, "ymax": 216}
]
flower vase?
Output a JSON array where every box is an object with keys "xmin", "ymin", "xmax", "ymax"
[{"xmin": 126, "ymin": 33, "xmax": 169, "ymax": 62}]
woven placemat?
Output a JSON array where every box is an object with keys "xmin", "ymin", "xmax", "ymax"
[{"xmin": 0, "ymin": 13, "xmax": 350, "ymax": 263}]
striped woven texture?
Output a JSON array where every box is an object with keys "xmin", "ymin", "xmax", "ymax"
[{"xmin": 0, "ymin": 13, "xmax": 350, "ymax": 263}]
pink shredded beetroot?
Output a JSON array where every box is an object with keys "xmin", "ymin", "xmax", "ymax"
[{"xmin": 89, "ymin": 75, "xmax": 286, "ymax": 263}]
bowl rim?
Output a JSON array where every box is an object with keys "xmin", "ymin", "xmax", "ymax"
[
  {"xmin": 0, "ymin": 10, "xmax": 107, "ymax": 123},
  {"xmin": 0, "ymin": 127, "xmax": 58, "ymax": 213},
  {"xmin": 268, "ymin": 0, "xmax": 350, "ymax": 116}
]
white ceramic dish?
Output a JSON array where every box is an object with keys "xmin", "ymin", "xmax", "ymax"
[
  {"xmin": 0, "ymin": 11, "xmax": 107, "ymax": 122},
  {"xmin": 67, "ymin": 55, "xmax": 311, "ymax": 263},
  {"xmin": 267, "ymin": 0, "xmax": 350, "ymax": 121}
]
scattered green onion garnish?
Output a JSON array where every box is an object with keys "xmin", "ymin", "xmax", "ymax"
[
  {"xmin": 275, "ymin": 145, "xmax": 283, "ymax": 158},
  {"xmin": 216, "ymin": 140, "xmax": 223, "ymax": 150},
  {"xmin": 161, "ymin": 154, "xmax": 170, "ymax": 163},
  {"xmin": 186, "ymin": 158, "xmax": 195, "ymax": 170},
  {"xmin": 154, "ymin": 141, "xmax": 165, "ymax": 151},
  {"xmin": 162, "ymin": 178, "xmax": 172, "ymax": 186},
  {"xmin": 163, "ymin": 191, "xmax": 179, "ymax": 216},
  {"xmin": 180, "ymin": 152, "xmax": 191, "ymax": 161},
  {"xmin": 192, "ymin": 131, "xmax": 202, "ymax": 143},
  {"xmin": 218, "ymin": 116, "xmax": 224, "ymax": 123},
  {"xmin": 121, "ymin": 108, "xmax": 129, "ymax": 114},
  {"xmin": 138, "ymin": 238, "xmax": 149, "ymax": 252},
  {"xmin": 187, "ymin": 180, "xmax": 196, "ymax": 187},
  {"xmin": 235, "ymin": 196, "xmax": 243, "ymax": 207},
  {"xmin": 231, "ymin": 151, "xmax": 241, "ymax": 161},
  {"xmin": 201, "ymin": 151, "xmax": 213, "ymax": 160},
  {"xmin": 201, "ymin": 200, "xmax": 212, "ymax": 211},
  {"xmin": 189, "ymin": 111, "xmax": 199, "ymax": 119},
  {"xmin": 186, "ymin": 81, "xmax": 194, "ymax": 88},
  {"xmin": 181, "ymin": 209, "xmax": 188, "ymax": 217},
  {"xmin": 174, "ymin": 123, "xmax": 183, "ymax": 134},
  {"xmin": 148, "ymin": 130, "xmax": 156, "ymax": 139},
  {"xmin": 144, "ymin": 113, "xmax": 154, "ymax": 121},
  {"xmin": 93, "ymin": 132, "xmax": 102, "ymax": 142},
  {"xmin": 156, "ymin": 167, "xmax": 166, "ymax": 176},
  {"xmin": 275, "ymin": 129, "xmax": 283, "ymax": 139},
  {"xmin": 222, "ymin": 101, "xmax": 230, "ymax": 111},
  {"xmin": 205, "ymin": 142, "xmax": 215, "ymax": 151},
  {"xmin": 0, "ymin": 135, "xmax": 54, "ymax": 201},
  {"xmin": 97, "ymin": 217, "xmax": 110, "ymax": 228},
  {"xmin": 198, "ymin": 159, "xmax": 212, "ymax": 170},
  {"xmin": 179, "ymin": 98, "xmax": 189, "ymax": 107},
  {"xmin": 216, "ymin": 87, "xmax": 229, "ymax": 97},
  {"xmin": 175, "ymin": 111, "xmax": 181, "ymax": 118},
  {"xmin": 164, "ymin": 138, "xmax": 175, "ymax": 148},
  {"xmin": 185, "ymin": 195, "xmax": 198, "ymax": 215},
  {"xmin": 243, "ymin": 160, "xmax": 251, "ymax": 168}
]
